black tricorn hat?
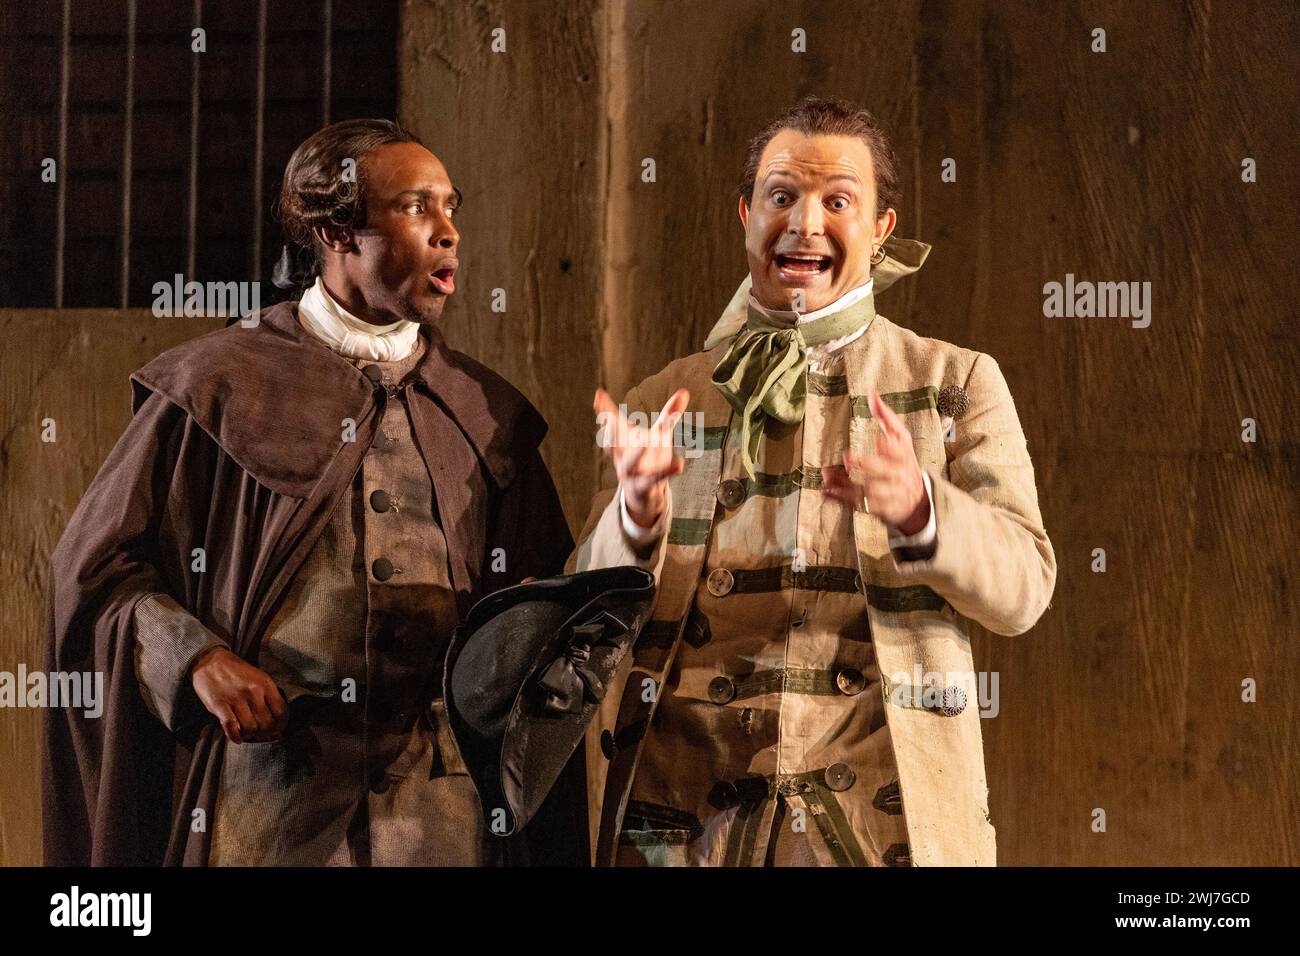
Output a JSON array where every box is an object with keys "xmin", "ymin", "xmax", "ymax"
[{"xmin": 443, "ymin": 566, "xmax": 657, "ymax": 836}]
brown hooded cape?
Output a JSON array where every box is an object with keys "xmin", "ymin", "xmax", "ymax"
[{"xmin": 42, "ymin": 300, "xmax": 575, "ymax": 866}]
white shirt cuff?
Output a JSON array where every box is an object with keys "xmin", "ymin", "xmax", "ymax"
[
  {"xmin": 620, "ymin": 486, "xmax": 667, "ymax": 545},
  {"xmin": 887, "ymin": 471, "xmax": 937, "ymax": 549}
]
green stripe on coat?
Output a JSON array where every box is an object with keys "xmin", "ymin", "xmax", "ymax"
[
  {"xmin": 729, "ymin": 667, "xmax": 840, "ymax": 699},
  {"xmin": 709, "ymin": 563, "xmax": 948, "ymax": 612},
  {"xmin": 668, "ymin": 517, "xmax": 711, "ymax": 546},
  {"xmin": 678, "ymin": 425, "xmax": 729, "ymax": 451},
  {"xmin": 850, "ymin": 385, "xmax": 938, "ymax": 418},
  {"xmin": 737, "ymin": 466, "xmax": 827, "ymax": 498},
  {"xmin": 808, "ymin": 371, "xmax": 848, "ymax": 396}
]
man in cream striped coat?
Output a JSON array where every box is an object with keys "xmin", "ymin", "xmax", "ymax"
[{"xmin": 568, "ymin": 96, "xmax": 1056, "ymax": 866}]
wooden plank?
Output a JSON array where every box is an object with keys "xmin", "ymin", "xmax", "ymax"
[
  {"xmin": 601, "ymin": 0, "xmax": 925, "ymax": 394},
  {"xmin": 399, "ymin": 0, "xmax": 607, "ymax": 531},
  {"xmin": 0, "ymin": 311, "xmax": 225, "ymax": 865},
  {"xmin": 966, "ymin": 0, "xmax": 1300, "ymax": 865}
]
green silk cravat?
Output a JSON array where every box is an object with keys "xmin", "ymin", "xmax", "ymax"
[{"xmin": 711, "ymin": 292, "xmax": 876, "ymax": 479}]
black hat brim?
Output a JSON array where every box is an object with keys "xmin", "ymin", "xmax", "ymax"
[{"xmin": 444, "ymin": 566, "xmax": 656, "ymax": 835}]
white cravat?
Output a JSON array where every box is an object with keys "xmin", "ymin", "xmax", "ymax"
[
  {"xmin": 296, "ymin": 275, "xmax": 421, "ymax": 362},
  {"xmin": 620, "ymin": 273, "xmax": 938, "ymax": 555}
]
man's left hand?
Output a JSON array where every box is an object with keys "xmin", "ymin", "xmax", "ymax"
[{"xmin": 822, "ymin": 391, "xmax": 930, "ymax": 535}]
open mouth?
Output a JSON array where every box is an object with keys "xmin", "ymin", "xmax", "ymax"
[
  {"xmin": 775, "ymin": 253, "xmax": 832, "ymax": 278},
  {"xmin": 429, "ymin": 268, "xmax": 456, "ymax": 295}
]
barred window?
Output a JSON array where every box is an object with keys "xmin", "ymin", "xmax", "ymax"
[{"xmin": 0, "ymin": 0, "xmax": 398, "ymax": 307}]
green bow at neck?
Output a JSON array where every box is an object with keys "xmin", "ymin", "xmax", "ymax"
[{"xmin": 711, "ymin": 292, "xmax": 877, "ymax": 478}]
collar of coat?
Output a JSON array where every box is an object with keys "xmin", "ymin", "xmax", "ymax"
[
  {"xmin": 702, "ymin": 236, "xmax": 932, "ymax": 351},
  {"xmin": 128, "ymin": 300, "xmax": 546, "ymax": 499}
]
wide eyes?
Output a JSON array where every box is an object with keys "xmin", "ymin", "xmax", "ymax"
[{"xmin": 769, "ymin": 189, "xmax": 850, "ymax": 211}]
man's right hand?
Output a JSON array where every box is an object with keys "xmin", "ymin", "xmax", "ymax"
[
  {"xmin": 190, "ymin": 646, "xmax": 289, "ymax": 744},
  {"xmin": 594, "ymin": 387, "xmax": 689, "ymax": 529}
]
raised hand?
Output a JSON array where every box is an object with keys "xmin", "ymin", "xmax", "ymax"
[
  {"xmin": 594, "ymin": 387, "xmax": 690, "ymax": 529},
  {"xmin": 822, "ymin": 391, "xmax": 929, "ymax": 534}
]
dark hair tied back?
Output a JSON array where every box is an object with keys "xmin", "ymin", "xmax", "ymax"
[{"xmin": 274, "ymin": 118, "xmax": 423, "ymax": 289}]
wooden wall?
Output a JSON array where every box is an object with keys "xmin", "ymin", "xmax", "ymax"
[
  {"xmin": 400, "ymin": 0, "xmax": 1299, "ymax": 867},
  {"xmin": 0, "ymin": 313, "xmax": 225, "ymax": 865},
  {"xmin": 1, "ymin": 0, "xmax": 1295, "ymax": 865}
]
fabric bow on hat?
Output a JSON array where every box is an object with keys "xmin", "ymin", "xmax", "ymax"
[{"xmin": 536, "ymin": 620, "xmax": 612, "ymax": 714}]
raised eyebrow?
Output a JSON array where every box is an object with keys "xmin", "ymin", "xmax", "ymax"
[{"xmin": 761, "ymin": 170, "xmax": 860, "ymax": 189}]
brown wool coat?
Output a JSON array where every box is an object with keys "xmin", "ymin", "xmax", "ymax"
[{"xmin": 43, "ymin": 301, "xmax": 575, "ymax": 866}]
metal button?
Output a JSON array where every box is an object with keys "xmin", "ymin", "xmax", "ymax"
[
  {"xmin": 708, "ymin": 780, "xmax": 740, "ymax": 811},
  {"xmin": 371, "ymin": 557, "xmax": 395, "ymax": 581},
  {"xmin": 835, "ymin": 667, "xmax": 866, "ymax": 696},
  {"xmin": 370, "ymin": 489, "xmax": 392, "ymax": 513},
  {"xmin": 716, "ymin": 478, "xmax": 746, "ymax": 509},
  {"xmin": 706, "ymin": 568, "xmax": 734, "ymax": 597},
  {"xmin": 824, "ymin": 762, "xmax": 856, "ymax": 792},
  {"xmin": 707, "ymin": 676, "xmax": 735, "ymax": 705},
  {"xmin": 937, "ymin": 384, "xmax": 971, "ymax": 420},
  {"xmin": 600, "ymin": 729, "xmax": 618, "ymax": 759},
  {"xmin": 362, "ymin": 364, "xmax": 384, "ymax": 384},
  {"xmin": 930, "ymin": 685, "xmax": 967, "ymax": 716}
]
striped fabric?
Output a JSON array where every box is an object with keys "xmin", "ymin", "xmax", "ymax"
[
  {"xmin": 572, "ymin": 303, "xmax": 1056, "ymax": 868},
  {"xmin": 621, "ymin": 328, "xmax": 912, "ymax": 867}
]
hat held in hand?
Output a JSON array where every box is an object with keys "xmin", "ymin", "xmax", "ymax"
[{"xmin": 443, "ymin": 566, "xmax": 657, "ymax": 836}]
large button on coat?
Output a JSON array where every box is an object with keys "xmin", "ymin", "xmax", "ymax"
[{"xmin": 706, "ymin": 568, "xmax": 734, "ymax": 597}]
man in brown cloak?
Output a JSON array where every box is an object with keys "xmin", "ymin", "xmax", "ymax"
[{"xmin": 42, "ymin": 119, "xmax": 578, "ymax": 866}]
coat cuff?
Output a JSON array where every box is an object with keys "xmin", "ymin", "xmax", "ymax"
[
  {"xmin": 889, "ymin": 471, "xmax": 1054, "ymax": 635},
  {"xmin": 887, "ymin": 470, "xmax": 938, "ymax": 560},
  {"xmin": 572, "ymin": 484, "xmax": 672, "ymax": 582},
  {"xmin": 132, "ymin": 592, "xmax": 228, "ymax": 731},
  {"xmin": 619, "ymin": 485, "xmax": 669, "ymax": 545}
]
